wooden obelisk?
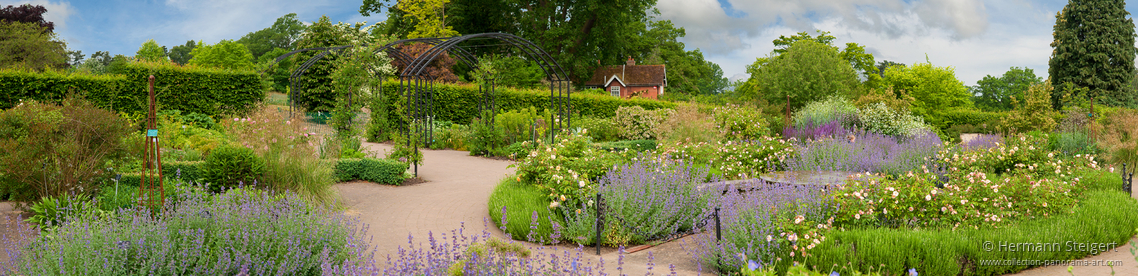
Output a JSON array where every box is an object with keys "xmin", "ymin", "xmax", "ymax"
[{"xmin": 139, "ymin": 75, "xmax": 165, "ymax": 210}]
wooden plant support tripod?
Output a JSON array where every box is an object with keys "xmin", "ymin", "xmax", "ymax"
[{"xmin": 138, "ymin": 75, "xmax": 165, "ymax": 210}]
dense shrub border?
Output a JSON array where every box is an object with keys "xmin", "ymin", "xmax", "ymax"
[
  {"xmin": 334, "ymin": 158, "xmax": 409, "ymax": 185},
  {"xmin": 0, "ymin": 62, "xmax": 263, "ymax": 119},
  {"xmin": 806, "ymin": 189, "xmax": 1138, "ymax": 276},
  {"xmin": 376, "ymin": 81, "xmax": 676, "ymax": 127}
]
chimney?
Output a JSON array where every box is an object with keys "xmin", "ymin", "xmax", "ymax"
[{"xmin": 626, "ymin": 56, "xmax": 635, "ymax": 66}]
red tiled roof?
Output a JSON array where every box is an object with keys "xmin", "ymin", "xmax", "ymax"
[{"xmin": 584, "ymin": 64, "xmax": 665, "ymax": 87}]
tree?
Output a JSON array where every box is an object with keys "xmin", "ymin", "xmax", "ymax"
[
  {"xmin": 636, "ymin": 19, "xmax": 729, "ymax": 95},
  {"xmin": 293, "ymin": 16, "xmax": 371, "ymax": 112},
  {"xmin": 740, "ymin": 40, "xmax": 859, "ymax": 110},
  {"xmin": 400, "ymin": 0, "xmax": 460, "ymax": 38},
  {"xmin": 972, "ymin": 67, "xmax": 1043, "ymax": 111},
  {"xmin": 188, "ymin": 39, "xmax": 255, "ymax": 70},
  {"xmin": 770, "ymin": 30, "xmax": 878, "ymax": 79},
  {"xmin": 0, "ymin": 21, "xmax": 66, "ymax": 70},
  {"xmin": 876, "ymin": 60, "xmax": 905, "ymax": 78},
  {"xmin": 1050, "ymin": 0, "xmax": 1137, "ymax": 108},
  {"xmin": 136, "ymin": 39, "xmax": 169, "ymax": 62},
  {"xmin": 169, "ymin": 40, "xmax": 196, "ymax": 65},
  {"xmin": 881, "ymin": 61, "xmax": 972, "ymax": 121},
  {"xmin": 238, "ymin": 13, "xmax": 308, "ymax": 60},
  {"xmin": 0, "ymin": 4, "xmax": 53, "ymax": 33}
]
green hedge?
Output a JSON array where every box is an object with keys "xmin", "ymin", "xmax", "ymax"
[
  {"xmin": 377, "ymin": 81, "xmax": 676, "ymax": 127},
  {"xmin": 334, "ymin": 158, "xmax": 408, "ymax": 185},
  {"xmin": 0, "ymin": 62, "xmax": 263, "ymax": 119},
  {"xmin": 163, "ymin": 161, "xmax": 204, "ymax": 183}
]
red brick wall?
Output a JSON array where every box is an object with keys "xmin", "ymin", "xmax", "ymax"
[{"xmin": 606, "ymin": 79, "xmax": 659, "ymax": 100}]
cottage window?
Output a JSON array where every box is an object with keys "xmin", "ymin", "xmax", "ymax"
[{"xmin": 610, "ymin": 86, "xmax": 620, "ymax": 97}]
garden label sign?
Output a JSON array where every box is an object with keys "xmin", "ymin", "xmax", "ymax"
[{"xmin": 139, "ymin": 75, "xmax": 165, "ymax": 211}]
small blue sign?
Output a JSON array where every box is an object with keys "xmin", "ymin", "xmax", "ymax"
[{"xmin": 147, "ymin": 129, "xmax": 158, "ymax": 137}]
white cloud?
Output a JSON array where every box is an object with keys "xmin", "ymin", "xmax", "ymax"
[{"xmin": 1, "ymin": 0, "xmax": 75, "ymax": 31}]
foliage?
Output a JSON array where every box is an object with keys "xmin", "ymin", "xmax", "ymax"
[
  {"xmin": 655, "ymin": 104, "xmax": 719, "ymax": 145},
  {"xmin": 0, "ymin": 4, "xmax": 54, "ymax": 33},
  {"xmin": 202, "ymin": 144, "xmax": 266, "ymax": 192},
  {"xmin": 479, "ymin": 55, "xmax": 545, "ymax": 89},
  {"xmin": 168, "ymin": 40, "xmax": 196, "ymax": 65},
  {"xmin": 399, "ymin": 0, "xmax": 460, "ymax": 38},
  {"xmin": 25, "ymin": 193, "xmax": 95, "ymax": 228},
  {"xmin": 596, "ymin": 157, "xmax": 717, "ymax": 245},
  {"xmin": 741, "ymin": 40, "xmax": 860, "ymax": 111},
  {"xmin": 488, "ymin": 177, "xmax": 560, "ymax": 244},
  {"xmin": 574, "ymin": 116, "xmax": 619, "ymax": 142},
  {"xmin": 388, "ymin": 121, "xmax": 425, "ymax": 166},
  {"xmin": 855, "ymin": 102, "xmax": 931, "ymax": 138},
  {"xmin": 293, "ymin": 17, "xmax": 382, "ymax": 112},
  {"xmin": 329, "ymin": 42, "xmax": 396, "ymax": 139},
  {"xmin": 113, "ymin": 61, "xmax": 264, "ymax": 118},
  {"xmin": 163, "ymin": 161, "xmax": 205, "ymax": 182},
  {"xmin": 637, "ymin": 20, "xmax": 730, "ymax": 95},
  {"xmin": 374, "ymin": 81, "xmax": 676, "ymax": 128},
  {"xmin": 1000, "ymin": 82, "xmax": 1057, "ymax": 133},
  {"xmin": 809, "ymin": 189, "xmax": 1138, "ymax": 276},
  {"xmin": 880, "ymin": 61, "xmax": 973, "ymax": 124},
  {"xmin": 222, "ymin": 108, "xmax": 333, "ymax": 202},
  {"xmin": 793, "ymin": 97, "xmax": 859, "ymax": 129},
  {"xmin": 3, "ymin": 187, "xmax": 376, "ymax": 275},
  {"xmin": 392, "ymin": 43, "xmax": 460, "ymax": 82},
  {"xmin": 467, "ymin": 116, "xmax": 506, "ymax": 156},
  {"xmin": 0, "ymin": 98, "xmax": 131, "ymax": 203},
  {"xmin": 1095, "ymin": 108, "xmax": 1138, "ymax": 166},
  {"xmin": 238, "ymin": 13, "xmax": 308, "ymax": 60},
  {"xmin": 334, "ymin": 158, "xmax": 408, "ymax": 185},
  {"xmin": 1049, "ymin": 131, "xmax": 1098, "ymax": 156},
  {"xmin": 188, "ymin": 39, "xmax": 255, "ymax": 71},
  {"xmin": 658, "ymin": 137, "xmax": 797, "ymax": 180},
  {"xmin": 972, "ymin": 67, "xmax": 1042, "ymax": 111},
  {"xmin": 714, "ymin": 104, "xmax": 770, "ymax": 141},
  {"xmin": 135, "ymin": 39, "xmax": 168, "ymax": 63},
  {"xmin": 613, "ymin": 105, "xmax": 671, "ymax": 140},
  {"xmin": 769, "ymin": 30, "xmax": 879, "ymax": 79},
  {"xmin": 1050, "ymin": 0, "xmax": 1136, "ymax": 108},
  {"xmin": 73, "ymin": 51, "xmax": 112, "ymax": 74},
  {"xmin": 0, "ymin": 20, "xmax": 67, "ymax": 71},
  {"xmin": 512, "ymin": 130, "xmax": 630, "ymax": 209}
]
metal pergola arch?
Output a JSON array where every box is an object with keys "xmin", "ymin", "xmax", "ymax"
[{"xmin": 261, "ymin": 33, "xmax": 572, "ymax": 177}]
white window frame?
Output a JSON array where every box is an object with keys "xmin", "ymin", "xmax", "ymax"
[{"xmin": 610, "ymin": 86, "xmax": 621, "ymax": 97}]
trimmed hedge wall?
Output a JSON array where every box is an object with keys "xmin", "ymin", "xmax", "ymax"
[
  {"xmin": 0, "ymin": 62, "xmax": 263, "ymax": 119},
  {"xmin": 940, "ymin": 108, "xmax": 1007, "ymax": 127},
  {"xmin": 334, "ymin": 158, "xmax": 408, "ymax": 185},
  {"xmin": 377, "ymin": 81, "xmax": 676, "ymax": 126},
  {"xmin": 163, "ymin": 161, "xmax": 204, "ymax": 183}
]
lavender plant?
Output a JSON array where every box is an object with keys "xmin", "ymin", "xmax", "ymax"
[
  {"xmin": 788, "ymin": 130, "xmax": 942, "ymax": 176},
  {"xmin": 3, "ymin": 185, "xmax": 376, "ymax": 275},
  {"xmin": 962, "ymin": 134, "xmax": 1003, "ymax": 150},
  {"xmin": 685, "ymin": 180, "xmax": 834, "ymax": 273},
  {"xmin": 598, "ymin": 157, "xmax": 718, "ymax": 244}
]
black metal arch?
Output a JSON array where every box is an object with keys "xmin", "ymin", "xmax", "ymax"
[{"xmin": 265, "ymin": 33, "xmax": 572, "ymax": 177}]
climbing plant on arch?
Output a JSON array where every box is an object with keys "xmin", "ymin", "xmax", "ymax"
[{"xmin": 261, "ymin": 32, "xmax": 572, "ymax": 176}]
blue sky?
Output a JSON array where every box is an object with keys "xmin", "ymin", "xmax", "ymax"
[{"xmin": 5, "ymin": 0, "xmax": 1138, "ymax": 86}]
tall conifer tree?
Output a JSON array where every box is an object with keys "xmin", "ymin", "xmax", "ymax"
[{"xmin": 1049, "ymin": 0, "xmax": 1137, "ymax": 108}]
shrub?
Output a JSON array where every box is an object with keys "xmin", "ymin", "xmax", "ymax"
[
  {"xmin": 655, "ymin": 104, "xmax": 719, "ymax": 145},
  {"xmin": 202, "ymin": 145, "xmax": 266, "ymax": 192},
  {"xmin": 221, "ymin": 108, "xmax": 332, "ymax": 201},
  {"xmin": 855, "ymin": 102, "xmax": 930, "ymax": 138},
  {"xmin": 0, "ymin": 98, "xmax": 132, "ymax": 203},
  {"xmin": 1000, "ymin": 82, "xmax": 1057, "ymax": 133},
  {"xmin": 574, "ymin": 116, "xmax": 620, "ymax": 142},
  {"xmin": 962, "ymin": 134, "xmax": 1003, "ymax": 150},
  {"xmin": 1094, "ymin": 108, "xmax": 1138, "ymax": 166},
  {"xmin": 614, "ymin": 105, "xmax": 671, "ymax": 140},
  {"xmin": 595, "ymin": 157, "xmax": 717, "ymax": 245},
  {"xmin": 488, "ymin": 177, "xmax": 560, "ymax": 244},
  {"xmin": 430, "ymin": 123, "xmax": 470, "ymax": 150},
  {"xmin": 262, "ymin": 147, "xmax": 336, "ymax": 203},
  {"xmin": 467, "ymin": 116, "xmax": 505, "ymax": 156},
  {"xmin": 3, "ymin": 188, "xmax": 377, "ymax": 275},
  {"xmin": 1050, "ymin": 131, "xmax": 1097, "ymax": 156},
  {"xmin": 511, "ymin": 130, "xmax": 630, "ymax": 208},
  {"xmin": 794, "ymin": 97, "xmax": 859, "ymax": 129},
  {"xmin": 162, "ymin": 160, "xmax": 204, "ymax": 182},
  {"xmin": 658, "ymin": 137, "xmax": 797, "ymax": 180},
  {"xmin": 25, "ymin": 193, "xmax": 96, "ymax": 228},
  {"xmin": 334, "ymin": 158, "xmax": 408, "ymax": 185},
  {"xmin": 782, "ymin": 120, "xmax": 849, "ymax": 142},
  {"xmin": 714, "ymin": 104, "xmax": 770, "ymax": 141}
]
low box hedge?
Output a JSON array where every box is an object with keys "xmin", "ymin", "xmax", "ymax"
[{"xmin": 334, "ymin": 158, "xmax": 408, "ymax": 185}]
